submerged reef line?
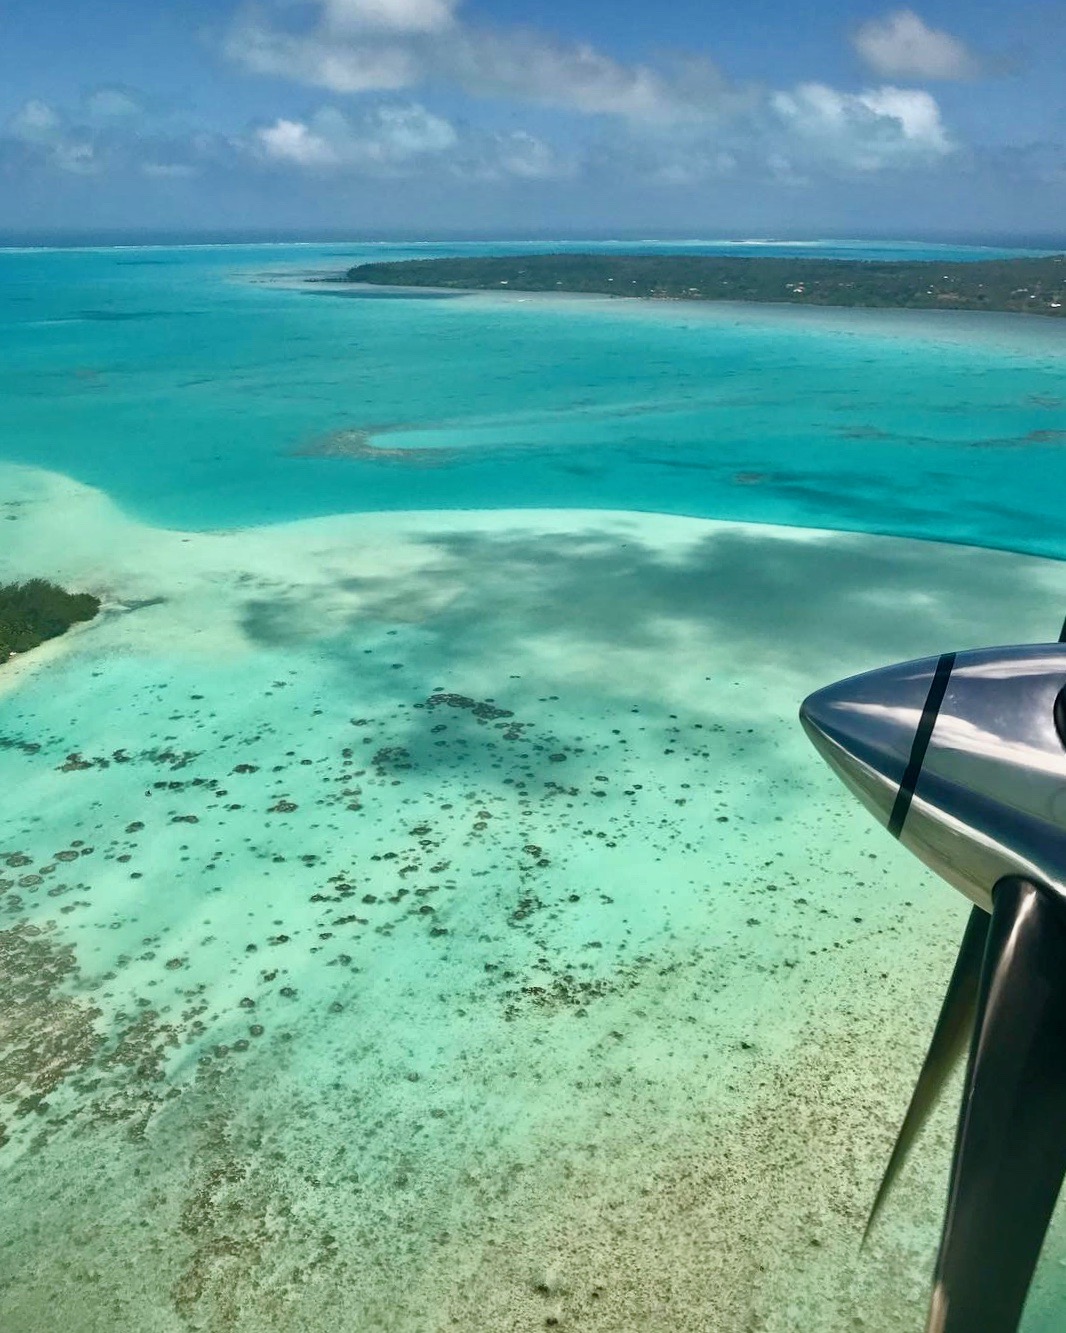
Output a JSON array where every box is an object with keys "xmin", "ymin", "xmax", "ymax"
[{"xmin": 291, "ymin": 427, "xmax": 457, "ymax": 466}]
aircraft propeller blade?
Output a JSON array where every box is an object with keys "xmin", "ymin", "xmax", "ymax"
[
  {"xmin": 928, "ymin": 876, "xmax": 1066, "ymax": 1333},
  {"xmin": 863, "ymin": 904, "xmax": 990, "ymax": 1243}
]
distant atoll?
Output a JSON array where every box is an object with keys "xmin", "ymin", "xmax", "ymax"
[
  {"xmin": 0, "ymin": 580, "xmax": 100, "ymax": 664},
  {"xmin": 341, "ymin": 253, "xmax": 1066, "ymax": 318}
]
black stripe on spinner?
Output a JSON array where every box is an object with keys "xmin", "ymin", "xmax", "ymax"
[{"xmin": 888, "ymin": 652, "xmax": 956, "ymax": 839}]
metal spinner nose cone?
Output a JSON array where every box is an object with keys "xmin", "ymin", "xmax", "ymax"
[{"xmin": 800, "ymin": 653, "xmax": 950, "ymax": 830}]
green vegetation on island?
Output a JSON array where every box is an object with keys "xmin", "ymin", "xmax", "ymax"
[
  {"xmin": 344, "ymin": 253, "xmax": 1066, "ymax": 317},
  {"xmin": 0, "ymin": 580, "xmax": 100, "ymax": 663}
]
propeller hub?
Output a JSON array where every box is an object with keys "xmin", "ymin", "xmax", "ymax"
[{"xmin": 801, "ymin": 644, "xmax": 1066, "ymax": 911}]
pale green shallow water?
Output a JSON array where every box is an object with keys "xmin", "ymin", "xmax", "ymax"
[{"xmin": 1, "ymin": 240, "xmax": 1066, "ymax": 1331}]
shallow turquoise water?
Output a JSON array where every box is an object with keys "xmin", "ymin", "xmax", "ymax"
[
  {"xmin": 2, "ymin": 241, "xmax": 1066, "ymax": 1331},
  {"xmin": 2, "ymin": 239, "xmax": 1065, "ymax": 554}
]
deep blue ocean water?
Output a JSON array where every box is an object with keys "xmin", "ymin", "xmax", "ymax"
[{"xmin": 2, "ymin": 238, "xmax": 1065, "ymax": 555}]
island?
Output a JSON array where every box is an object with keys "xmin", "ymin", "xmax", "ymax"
[
  {"xmin": 343, "ymin": 253, "xmax": 1066, "ymax": 317},
  {"xmin": 0, "ymin": 580, "xmax": 100, "ymax": 664}
]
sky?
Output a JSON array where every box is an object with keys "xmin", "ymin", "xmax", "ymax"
[{"xmin": 2, "ymin": 0, "xmax": 1065, "ymax": 238}]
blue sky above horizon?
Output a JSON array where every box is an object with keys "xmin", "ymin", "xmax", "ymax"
[{"xmin": 3, "ymin": 0, "xmax": 1065, "ymax": 238}]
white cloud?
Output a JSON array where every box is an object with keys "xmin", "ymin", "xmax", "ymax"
[
  {"xmin": 853, "ymin": 10, "xmax": 981, "ymax": 81},
  {"xmin": 365, "ymin": 103, "xmax": 457, "ymax": 157},
  {"xmin": 4, "ymin": 6, "xmax": 965, "ymax": 199},
  {"xmin": 439, "ymin": 32, "xmax": 727, "ymax": 121},
  {"xmin": 228, "ymin": 16, "xmax": 421, "ymax": 92},
  {"xmin": 225, "ymin": 1, "xmax": 737, "ymax": 122},
  {"xmin": 9, "ymin": 99, "xmax": 64, "ymax": 142},
  {"xmin": 223, "ymin": 0, "xmax": 960, "ymax": 181},
  {"xmin": 2, "ymin": 87, "xmax": 562, "ymax": 188},
  {"xmin": 142, "ymin": 161, "xmax": 199, "ymax": 179},
  {"xmin": 321, "ymin": 0, "xmax": 458, "ymax": 33},
  {"xmin": 258, "ymin": 117, "xmax": 340, "ymax": 166},
  {"xmin": 772, "ymin": 82, "xmax": 952, "ymax": 170},
  {"xmin": 251, "ymin": 103, "xmax": 574, "ymax": 181},
  {"xmin": 255, "ymin": 103, "xmax": 458, "ymax": 171},
  {"xmin": 492, "ymin": 130, "xmax": 563, "ymax": 180},
  {"xmin": 7, "ymin": 100, "xmax": 100, "ymax": 172},
  {"xmin": 49, "ymin": 142, "xmax": 100, "ymax": 175},
  {"xmin": 84, "ymin": 88, "xmax": 144, "ymax": 120},
  {"xmin": 859, "ymin": 85, "xmax": 950, "ymax": 148},
  {"xmin": 3, "ymin": 93, "xmax": 214, "ymax": 181}
]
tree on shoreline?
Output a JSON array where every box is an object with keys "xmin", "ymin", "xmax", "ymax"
[
  {"xmin": 344, "ymin": 252, "xmax": 1066, "ymax": 317},
  {"xmin": 0, "ymin": 579, "xmax": 100, "ymax": 662}
]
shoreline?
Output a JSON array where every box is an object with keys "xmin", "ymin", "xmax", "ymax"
[
  {"xmin": 2, "ymin": 457, "xmax": 1064, "ymax": 698},
  {"xmin": 335, "ymin": 249, "xmax": 1066, "ymax": 320},
  {"xmin": 287, "ymin": 272, "xmax": 1066, "ymax": 357}
]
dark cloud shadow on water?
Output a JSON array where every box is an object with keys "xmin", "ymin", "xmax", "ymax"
[{"xmin": 241, "ymin": 521, "xmax": 1063, "ymax": 688}]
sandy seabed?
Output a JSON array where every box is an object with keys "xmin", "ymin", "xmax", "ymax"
[{"xmin": 2, "ymin": 460, "xmax": 1065, "ymax": 1332}]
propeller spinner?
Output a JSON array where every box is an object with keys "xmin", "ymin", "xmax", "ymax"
[{"xmin": 800, "ymin": 633, "xmax": 1066, "ymax": 1333}]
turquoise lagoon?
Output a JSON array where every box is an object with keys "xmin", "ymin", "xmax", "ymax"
[
  {"xmin": 1, "ymin": 240, "xmax": 1066, "ymax": 1331},
  {"xmin": 4, "ymin": 238, "xmax": 1066, "ymax": 550}
]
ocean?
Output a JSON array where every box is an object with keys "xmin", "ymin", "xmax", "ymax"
[{"xmin": 1, "ymin": 238, "xmax": 1064, "ymax": 1331}]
